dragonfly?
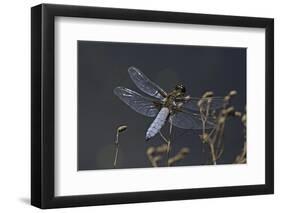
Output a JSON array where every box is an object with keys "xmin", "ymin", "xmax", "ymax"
[{"xmin": 114, "ymin": 67, "xmax": 225, "ymax": 141}]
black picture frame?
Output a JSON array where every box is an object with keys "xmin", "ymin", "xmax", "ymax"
[{"xmin": 31, "ymin": 3, "xmax": 274, "ymax": 209}]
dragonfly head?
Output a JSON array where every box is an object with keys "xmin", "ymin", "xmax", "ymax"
[{"xmin": 175, "ymin": 84, "xmax": 186, "ymax": 95}]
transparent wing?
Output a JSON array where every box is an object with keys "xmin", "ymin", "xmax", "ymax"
[
  {"xmin": 169, "ymin": 110, "xmax": 215, "ymax": 130},
  {"xmin": 181, "ymin": 97, "xmax": 225, "ymax": 112},
  {"xmin": 114, "ymin": 86, "xmax": 161, "ymax": 117},
  {"xmin": 128, "ymin": 66, "xmax": 167, "ymax": 99}
]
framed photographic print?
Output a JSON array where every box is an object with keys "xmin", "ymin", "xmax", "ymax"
[{"xmin": 31, "ymin": 3, "xmax": 274, "ymax": 209}]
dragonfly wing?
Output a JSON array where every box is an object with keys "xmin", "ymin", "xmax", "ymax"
[
  {"xmin": 128, "ymin": 66, "xmax": 167, "ymax": 99},
  {"xmin": 181, "ymin": 97, "xmax": 225, "ymax": 112},
  {"xmin": 114, "ymin": 86, "xmax": 161, "ymax": 117},
  {"xmin": 169, "ymin": 110, "xmax": 215, "ymax": 130}
]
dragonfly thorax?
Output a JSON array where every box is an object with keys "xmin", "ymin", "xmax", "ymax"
[{"xmin": 163, "ymin": 88, "xmax": 186, "ymax": 109}]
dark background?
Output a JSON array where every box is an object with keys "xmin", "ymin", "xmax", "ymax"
[{"xmin": 78, "ymin": 41, "xmax": 246, "ymax": 170}]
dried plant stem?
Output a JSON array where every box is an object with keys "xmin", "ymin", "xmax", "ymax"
[
  {"xmin": 168, "ymin": 148, "xmax": 189, "ymax": 166},
  {"xmin": 147, "ymin": 153, "xmax": 158, "ymax": 167},
  {"xmin": 113, "ymin": 125, "xmax": 128, "ymax": 169},
  {"xmin": 234, "ymin": 112, "xmax": 247, "ymax": 164},
  {"xmin": 159, "ymin": 131, "xmax": 169, "ymax": 143},
  {"xmin": 216, "ymin": 144, "xmax": 224, "ymax": 159},
  {"xmin": 199, "ymin": 95, "xmax": 217, "ymax": 165},
  {"xmin": 146, "ymin": 144, "xmax": 189, "ymax": 167},
  {"xmin": 159, "ymin": 121, "xmax": 173, "ymax": 166},
  {"xmin": 234, "ymin": 142, "xmax": 246, "ymax": 163},
  {"xmin": 146, "ymin": 144, "xmax": 167, "ymax": 167},
  {"xmin": 198, "ymin": 91, "xmax": 238, "ymax": 165},
  {"xmin": 113, "ymin": 130, "xmax": 120, "ymax": 169},
  {"xmin": 209, "ymin": 143, "xmax": 217, "ymax": 165},
  {"xmin": 113, "ymin": 143, "xmax": 119, "ymax": 169}
]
